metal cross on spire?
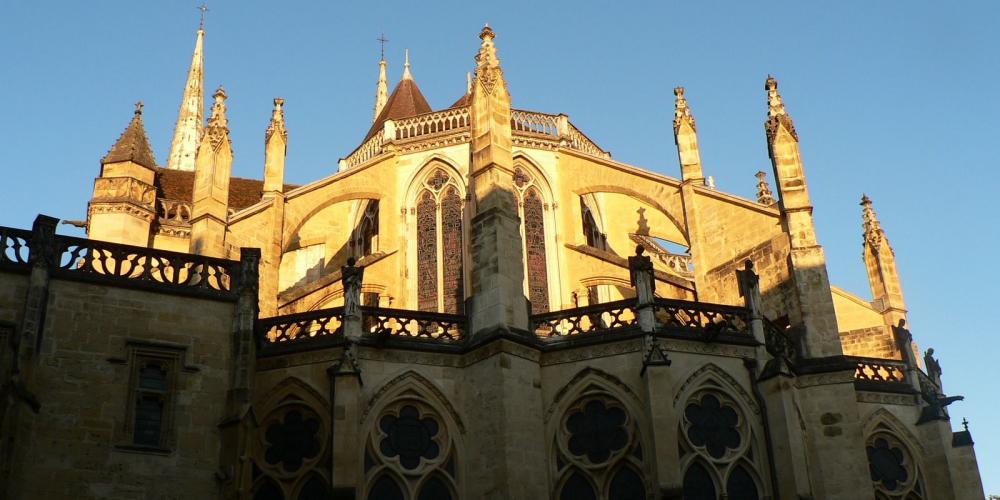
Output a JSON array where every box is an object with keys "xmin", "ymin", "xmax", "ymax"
[
  {"xmin": 377, "ymin": 33, "xmax": 389, "ymax": 60},
  {"xmin": 198, "ymin": 3, "xmax": 209, "ymax": 30}
]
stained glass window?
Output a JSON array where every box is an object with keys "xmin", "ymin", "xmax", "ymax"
[
  {"xmin": 685, "ymin": 394, "xmax": 740, "ymax": 459},
  {"xmin": 608, "ymin": 466, "xmax": 645, "ymax": 500},
  {"xmin": 523, "ymin": 189, "xmax": 549, "ymax": 313},
  {"xmin": 726, "ymin": 465, "xmax": 759, "ymax": 500},
  {"xmin": 368, "ymin": 475, "xmax": 404, "ymax": 500},
  {"xmin": 417, "ymin": 476, "xmax": 453, "ymax": 500},
  {"xmin": 559, "ymin": 471, "xmax": 597, "ymax": 500},
  {"xmin": 254, "ymin": 478, "xmax": 284, "ymax": 500},
  {"xmin": 441, "ymin": 187, "xmax": 464, "ymax": 314},
  {"xmin": 296, "ymin": 474, "xmax": 330, "ymax": 500},
  {"xmin": 367, "ymin": 401, "xmax": 457, "ymax": 500},
  {"xmin": 865, "ymin": 432, "xmax": 924, "ymax": 499},
  {"xmin": 416, "ymin": 191, "xmax": 438, "ymax": 311},
  {"xmin": 682, "ymin": 462, "xmax": 716, "ymax": 500}
]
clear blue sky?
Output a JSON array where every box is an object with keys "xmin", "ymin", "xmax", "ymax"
[{"xmin": 2, "ymin": 0, "xmax": 997, "ymax": 493}]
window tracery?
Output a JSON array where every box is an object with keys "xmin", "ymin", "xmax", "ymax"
[
  {"xmin": 413, "ymin": 168, "xmax": 465, "ymax": 313},
  {"xmin": 581, "ymin": 197, "xmax": 607, "ymax": 251},
  {"xmin": 553, "ymin": 393, "xmax": 647, "ymax": 500},
  {"xmin": 353, "ymin": 200, "xmax": 380, "ymax": 258},
  {"xmin": 512, "ymin": 165, "xmax": 550, "ymax": 313},
  {"xmin": 865, "ymin": 431, "xmax": 925, "ymax": 499},
  {"xmin": 680, "ymin": 389, "xmax": 764, "ymax": 500},
  {"xmin": 365, "ymin": 400, "xmax": 458, "ymax": 500},
  {"xmin": 252, "ymin": 392, "xmax": 331, "ymax": 500}
]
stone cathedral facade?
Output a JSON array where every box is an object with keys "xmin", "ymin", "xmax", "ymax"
[{"xmin": 0, "ymin": 24, "xmax": 987, "ymax": 500}]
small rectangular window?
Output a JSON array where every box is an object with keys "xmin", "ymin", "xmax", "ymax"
[{"xmin": 124, "ymin": 348, "xmax": 179, "ymax": 450}]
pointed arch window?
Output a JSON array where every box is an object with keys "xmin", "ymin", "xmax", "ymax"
[
  {"xmin": 680, "ymin": 390, "xmax": 765, "ymax": 500},
  {"xmin": 364, "ymin": 401, "xmax": 459, "ymax": 500},
  {"xmin": 552, "ymin": 393, "xmax": 648, "ymax": 500},
  {"xmin": 252, "ymin": 391, "xmax": 331, "ymax": 500},
  {"xmin": 352, "ymin": 200, "xmax": 380, "ymax": 258},
  {"xmin": 413, "ymin": 169, "xmax": 465, "ymax": 313},
  {"xmin": 865, "ymin": 430, "xmax": 926, "ymax": 499},
  {"xmin": 512, "ymin": 166, "xmax": 550, "ymax": 313},
  {"xmin": 580, "ymin": 197, "xmax": 607, "ymax": 251}
]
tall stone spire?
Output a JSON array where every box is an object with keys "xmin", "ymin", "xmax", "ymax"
[
  {"xmin": 166, "ymin": 26, "xmax": 205, "ymax": 171},
  {"xmin": 755, "ymin": 170, "xmax": 775, "ymax": 205},
  {"xmin": 263, "ymin": 98, "xmax": 287, "ymax": 198},
  {"xmin": 861, "ymin": 194, "xmax": 906, "ymax": 317},
  {"xmin": 402, "ymin": 48, "xmax": 413, "ymax": 80},
  {"xmin": 763, "ymin": 75, "xmax": 840, "ymax": 358},
  {"xmin": 373, "ymin": 58, "xmax": 389, "ymax": 122},
  {"xmin": 672, "ymin": 86, "xmax": 703, "ymax": 182},
  {"xmin": 190, "ymin": 86, "xmax": 232, "ymax": 257}
]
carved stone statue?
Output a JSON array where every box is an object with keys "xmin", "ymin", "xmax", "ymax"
[
  {"xmin": 924, "ymin": 348, "xmax": 942, "ymax": 385},
  {"xmin": 891, "ymin": 319, "xmax": 916, "ymax": 368},
  {"xmin": 628, "ymin": 245, "xmax": 655, "ymax": 305},
  {"xmin": 341, "ymin": 257, "xmax": 365, "ymax": 319}
]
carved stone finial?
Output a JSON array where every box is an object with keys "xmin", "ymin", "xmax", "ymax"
[
  {"xmin": 266, "ymin": 97, "xmax": 287, "ymax": 142},
  {"xmin": 480, "ymin": 23, "xmax": 496, "ymax": 41},
  {"xmin": 962, "ymin": 417, "xmax": 969, "ymax": 431},
  {"xmin": 204, "ymin": 85, "xmax": 229, "ymax": 149},
  {"xmin": 764, "ymin": 75, "xmax": 798, "ymax": 142},
  {"xmin": 402, "ymin": 48, "xmax": 412, "ymax": 80},
  {"xmin": 134, "ymin": 100, "xmax": 143, "ymax": 115},
  {"xmin": 861, "ymin": 193, "xmax": 884, "ymax": 248},
  {"xmin": 755, "ymin": 170, "xmax": 775, "ymax": 205},
  {"xmin": 466, "ymin": 72, "xmax": 472, "ymax": 94},
  {"xmin": 706, "ymin": 176, "xmax": 716, "ymax": 190},
  {"xmin": 673, "ymin": 86, "xmax": 696, "ymax": 135},
  {"xmin": 473, "ymin": 24, "xmax": 504, "ymax": 95}
]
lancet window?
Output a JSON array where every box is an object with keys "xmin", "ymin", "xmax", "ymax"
[
  {"xmin": 553, "ymin": 392, "xmax": 647, "ymax": 500},
  {"xmin": 252, "ymin": 392, "xmax": 331, "ymax": 499},
  {"xmin": 353, "ymin": 199, "xmax": 380, "ymax": 258},
  {"xmin": 512, "ymin": 166, "xmax": 550, "ymax": 313},
  {"xmin": 865, "ymin": 430, "xmax": 925, "ymax": 499},
  {"xmin": 679, "ymin": 389, "xmax": 764, "ymax": 500},
  {"xmin": 364, "ymin": 401, "xmax": 458, "ymax": 500},
  {"xmin": 581, "ymin": 197, "xmax": 607, "ymax": 251},
  {"xmin": 414, "ymin": 169, "xmax": 464, "ymax": 313}
]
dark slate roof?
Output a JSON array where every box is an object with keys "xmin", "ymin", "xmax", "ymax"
[
  {"xmin": 363, "ymin": 77, "xmax": 432, "ymax": 141},
  {"xmin": 154, "ymin": 167, "xmax": 299, "ymax": 211},
  {"xmin": 102, "ymin": 108, "xmax": 157, "ymax": 168}
]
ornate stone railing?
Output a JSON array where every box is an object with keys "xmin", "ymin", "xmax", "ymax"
[
  {"xmin": 394, "ymin": 107, "xmax": 470, "ymax": 141},
  {"xmin": 0, "ymin": 226, "xmax": 31, "ymax": 271},
  {"xmin": 343, "ymin": 133, "xmax": 385, "ymax": 169},
  {"xmin": 565, "ymin": 122, "xmax": 611, "ymax": 159},
  {"xmin": 530, "ymin": 299, "xmax": 638, "ymax": 338},
  {"xmin": 653, "ymin": 298, "xmax": 749, "ymax": 336},
  {"xmin": 257, "ymin": 307, "xmax": 344, "ymax": 353},
  {"xmin": 510, "ymin": 109, "xmax": 560, "ymax": 137},
  {"xmin": 157, "ymin": 199, "xmax": 192, "ymax": 224},
  {"xmin": 362, "ymin": 306, "xmax": 465, "ymax": 343},
  {"xmin": 53, "ymin": 234, "xmax": 237, "ymax": 297},
  {"xmin": 849, "ymin": 356, "xmax": 908, "ymax": 385},
  {"xmin": 762, "ymin": 318, "xmax": 797, "ymax": 361}
]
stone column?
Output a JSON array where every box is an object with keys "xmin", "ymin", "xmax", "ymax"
[{"xmin": 328, "ymin": 346, "xmax": 362, "ymax": 499}]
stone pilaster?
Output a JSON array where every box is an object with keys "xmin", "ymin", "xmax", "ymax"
[
  {"xmin": 467, "ymin": 25, "xmax": 528, "ymax": 337},
  {"xmin": 190, "ymin": 86, "xmax": 232, "ymax": 258},
  {"xmin": 764, "ymin": 76, "xmax": 841, "ymax": 358}
]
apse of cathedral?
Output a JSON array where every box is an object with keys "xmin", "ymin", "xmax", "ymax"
[{"xmin": 0, "ymin": 20, "xmax": 986, "ymax": 500}]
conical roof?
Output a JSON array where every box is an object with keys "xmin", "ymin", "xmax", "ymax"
[
  {"xmin": 102, "ymin": 102, "xmax": 157, "ymax": 168},
  {"xmin": 363, "ymin": 77, "xmax": 432, "ymax": 141}
]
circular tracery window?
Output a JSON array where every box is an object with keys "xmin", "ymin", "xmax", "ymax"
[
  {"xmin": 680, "ymin": 390, "xmax": 762, "ymax": 500},
  {"xmin": 366, "ymin": 400, "xmax": 457, "ymax": 500},
  {"xmin": 866, "ymin": 432, "xmax": 924, "ymax": 499}
]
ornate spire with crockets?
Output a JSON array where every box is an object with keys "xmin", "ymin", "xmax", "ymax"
[
  {"xmin": 764, "ymin": 75, "xmax": 797, "ymax": 143},
  {"xmin": 672, "ymin": 86, "xmax": 703, "ymax": 181},
  {"xmin": 861, "ymin": 194, "xmax": 883, "ymax": 249},
  {"xmin": 166, "ymin": 23, "xmax": 205, "ymax": 171},
  {"xmin": 402, "ymin": 48, "xmax": 413, "ymax": 80},
  {"xmin": 205, "ymin": 86, "xmax": 229, "ymax": 150},
  {"xmin": 373, "ymin": 35, "xmax": 390, "ymax": 121},
  {"xmin": 755, "ymin": 171, "xmax": 775, "ymax": 205},
  {"xmin": 673, "ymin": 86, "xmax": 696, "ymax": 135}
]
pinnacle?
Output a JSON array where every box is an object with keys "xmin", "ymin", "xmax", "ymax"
[
  {"xmin": 102, "ymin": 101, "xmax": 158, "ymax": 168},
  {"xmin": 673, "ymin": 86, "xmax": 695, "ymax": 134}
]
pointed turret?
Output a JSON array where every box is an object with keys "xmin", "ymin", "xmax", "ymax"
[
  {"xmin": 363, "ymin": 50, "xmax": 432, "ymax": 141},
  {"xmin": 672, "ymin": 87, "xmax": 703, "ymax": 182},
  {"xmin": 190, "ymin": 86, "xmax": 233, "ymax": 257},
  {"xmin": 88, "ymin": 102, "xmax": 158, "ymax": 245},
  {"xmin": 166, "ymin": 27, "xmax": 205, "ymax": 171},
  {"xmin": 763, "ymin": 75, "xmax": 840, "ymax": 358},
  {"xmin": 861, "ymin": 195, "xmax": 906, "ymax": 316},
  {"xmin": 263, "ymin": 98, "xmax": 287, "ymax": 198},
  {"xmin": 467, "ymin": 23, "xmax": 528, "ymax": 337},
  {"xmin": 755, "ymin": 170, "xmax": 775, "ymax": 205},
  {"xmin": 373, "ymin": 58, "xmax": 389, "ymax": 122}
]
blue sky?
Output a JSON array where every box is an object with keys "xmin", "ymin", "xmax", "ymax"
[{"xmin": 2, "ymin": 0, "xmax": 998, "ymax": 493}]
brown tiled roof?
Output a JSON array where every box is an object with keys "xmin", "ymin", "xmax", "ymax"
[
  {"xmin": 363, "ymin": 77, "xmax": 432, "ymax": 141},
  {"xmin": 154, "ymin": 167, "xmax": 299, "ymax": 211},
  {"xmin": 102, "ymin": 107, "xmax": 157, "ymax": 168},
  {"xmin": 448, "ymin": 92, "xmax": 471, "ymax": 108}
]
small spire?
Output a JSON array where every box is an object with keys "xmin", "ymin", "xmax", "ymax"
[
  {"xmin": 373, "ymin": 55, "xmax": 389, "ymax": 121},
  {"xmin": 402, "ymin": 48, "xmax": 412, "ymax": 80},
  {"xmin": 102, "ymin": 101, "xmax": 157, "ymax": 168},
  {"xmin": 861, "ymin": 193, "xmax": 883, "ymax": 248},
  {"xmin": 476, "ymin": 24, "xmax": 500, "ymax": 68},
  {"xmin": 764, "ymin": 74, "xmax": 798, "ymax": 142},
  {"xmin": 466, "ymin": 72, "xmax": 472, "ymax": 94},
  {"xmin": 755, "ymin": 171, "xmax": 775, "ymax": 205},
  {"xmin": 198, "ymin": 2, "xmax": 209, "ymax": 30},
  {"xmin": 673, "ymin": 86, "xmax": 696, "ymax": 135},
  {"xmin": 266, "ymin": 97, "xmax": 287, "ymax": 142},
  {"xmin": 204, "ymin": 85, "xmax": 230, "ymax": 150},
  {"xmin": 706, "ymin": 176, "xmax": 716, "ymax": 190}
]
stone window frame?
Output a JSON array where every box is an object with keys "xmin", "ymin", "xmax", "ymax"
[
  {"xmin": 116, "ymin": 343, "xmax": 184, "ymax": 454},
  {"xmin": 511, "ymin": 164, "xmax": 553, "ymax": 314},
  {"xmin": 407, "ymin": 164, "xmax": 467, "ymax": 314},
  {"xmin": 865, "ymin": 428, "xmax": 927, "ymax": 499},
  {"xmin": 678, "ymin": 387, "xmax": 767, "ymax": 500}
]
